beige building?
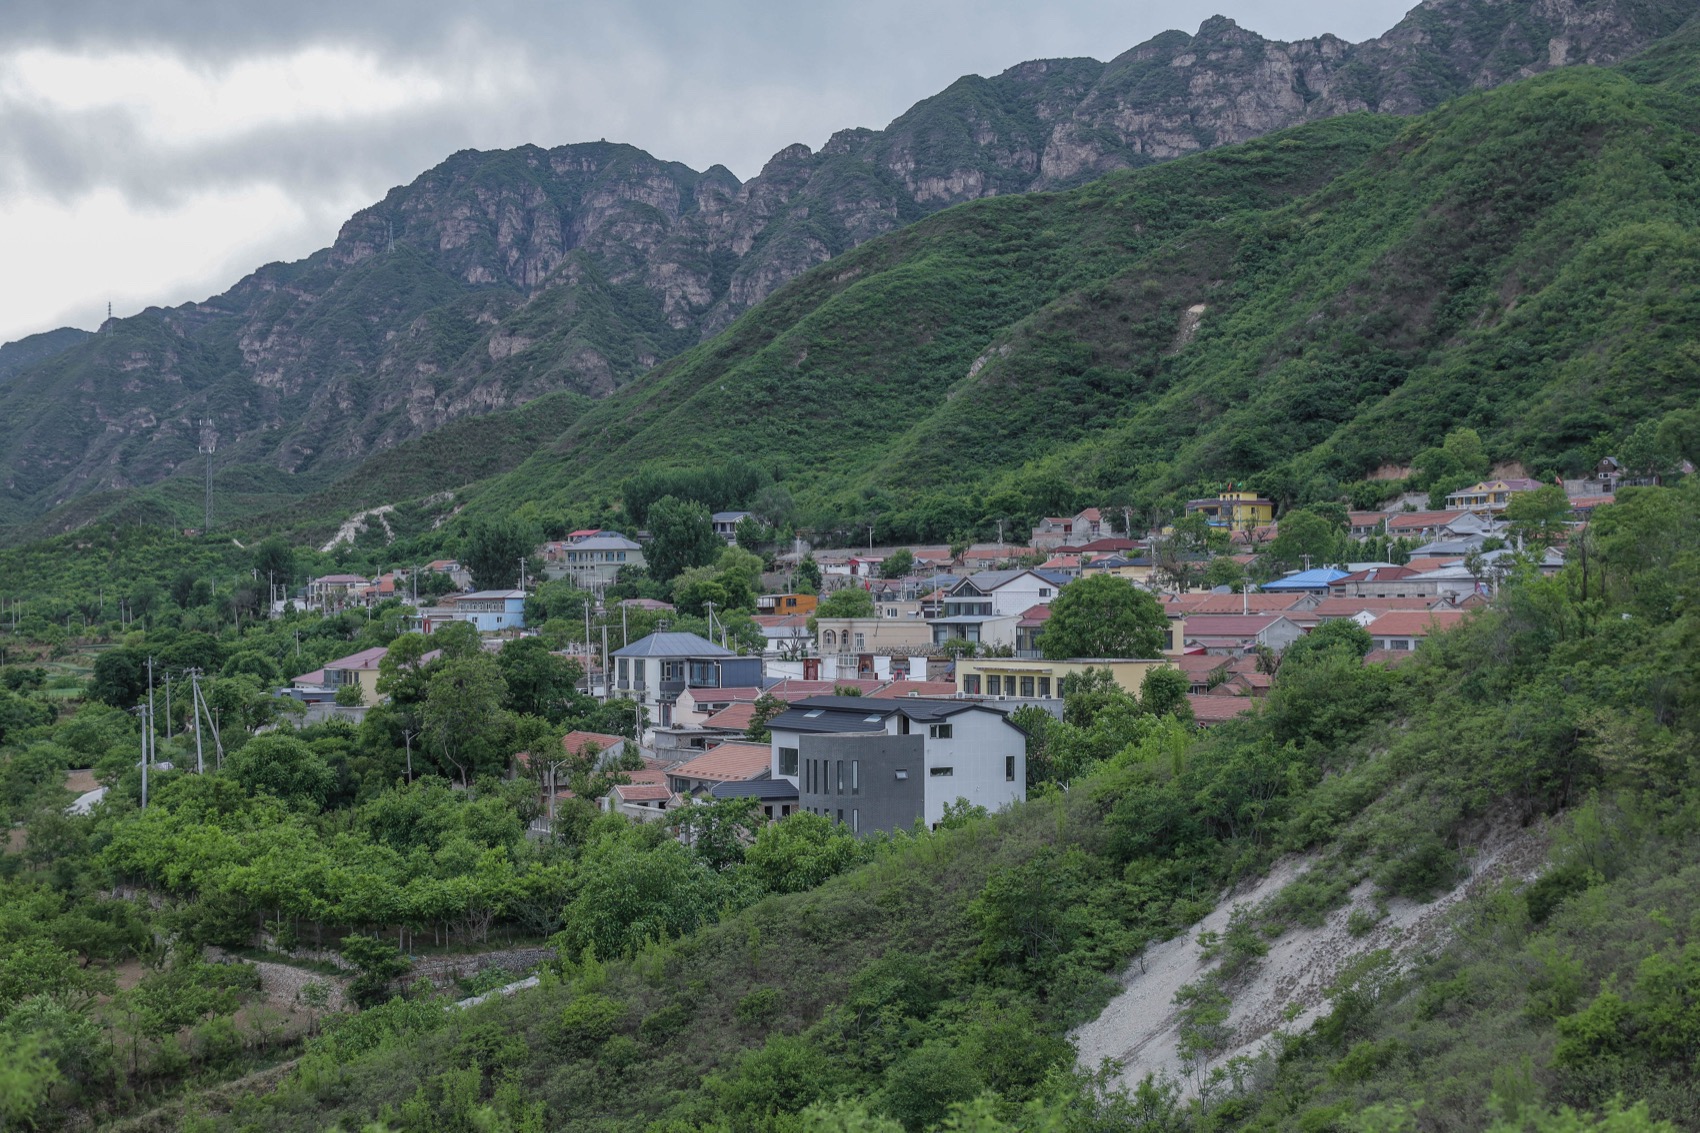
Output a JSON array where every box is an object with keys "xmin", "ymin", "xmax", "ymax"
[{"xmin": 956, "ymin": 657, "xmax": 1172, "ymax": 700}]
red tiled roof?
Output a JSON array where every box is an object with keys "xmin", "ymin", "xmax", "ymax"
[
  {"xmin": 1016, "ymin": 604, "xmax": 1053, "ymax": 627},
  {"xmin": 1072, "ymin": 538, "xmax": 1136, "ymax": 553},
  {"xmin": 1367, "ymin": 610, "xmax": 1469, "ymax": 638},
  {"xmin": 753, "ymin": 614, "xmax": 811, "ymax": 629},
  {"xmin": 1385, "ymin": 510, "xmax": 1468, "ymax": 530},
  {"xmin": 1570, "ymin": 494, "xmax": 1615, "ymax": 510},
  {"xmin": 1166, "ymin": 593, "xmax": 1307, "ymax": 615},
  {"xmin": 670, "ymin": 742, "xmax": 772, "ymax": 782},
  {"xmin": 611, "ymin": 783, "xmax": 673, "ymax": 803},
  {"xmin": 1329, "ymin": 566, "xmax": 1421, "ymax": 586},
  {"xmin": 869, "ymin": 680, "xmax": 959, "ymax": 699},
  {"xmin": 768, "ymin": 679, "xmax": 886, "ymax": 697},
  {"xmin": 563, "ymin": 731, "xmax": 630, "ymax": 758},
  {"xmin": 1402, "ymin": 558, "xmax": 1455, "ymax": 573},
  {"xmin": 1187, "ymin": 693, "xmax": 1258, "ymax": 724},
  {"xmin": 703, "ymin": 703, "xmax": 759, "ymax": 731}
]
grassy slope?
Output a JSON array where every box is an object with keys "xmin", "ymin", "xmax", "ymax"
[{"xmin": 408, "ymin": 40, "xmax": 1700, "ymax": 541}]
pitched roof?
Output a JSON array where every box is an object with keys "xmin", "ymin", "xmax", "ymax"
[
  {"xmin": 564, "ymin": 731, "xmax": 630, "ymax": 758},
  {"xmin": 1367, "ymin": 610, "xmax": 1469, "ymax": 638},
  {"xmin": 766, "ymin": 678, "xmax": 886, "ymax": 697},
  {"xmin": 1187, "ymin": 693, "xmax": 1259, "ymax": 724},
  {"xmin": 1180, "ymin": 614, "xmax": 1293, "ymax": 636},
  {"xmin": 611, "ymin": 783, "xmax": 674, "ymax": 803},
  {"xmin": 1164, "ymin": 593, "xmax": 1307, "ymax": 615},
  {"xmin": 702, "ymin": 703, "xmax": 759, "ymax": 731},
  {"xmin": 1328, "ymin": 566, "xmax": 1422, "ymax": 586},
  {"xmin": 1261, "ymin": 569, "xmax": 1349, "ymax": 591},
  {"xmin": 671, "ymin": 742, "xmax": 772, "ymax": 782},
  {"xmin": 1385, "ymin": 510, "xmax": 1469, "ymax": 530},
  {"xmin": 1016, "ymin": 604, "xmax": 1053, "ymax": 628},
  {"xmin": 1308, "ymin": 597, "xmax": 1447, "ymax": 619},
  {"xmin": 612, "ymin": 631, "xmax": 734, "ymax": 658},
  {"xmin": 868, "ymin": 680, "xmax": 959, "ymax": 699},
  {"xmin": 682, "ymin": 686, "xmax": 766, "ymax": 704}
]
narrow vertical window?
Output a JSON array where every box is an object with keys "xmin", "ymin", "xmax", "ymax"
[{"xmin": 852, "ymin": 760, "xmax": 860, "ymax": 795}]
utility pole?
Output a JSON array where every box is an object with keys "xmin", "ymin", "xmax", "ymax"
[
  {"xmin": 145, "ymin": 656, "xmax": 156, "ymax": 803},
  {"xmin": 189, "ymin": 669, "xmax": 206, "ymax": 774},
  {"xmin": 138, "ymin": 704, "xmax": 150, "ymax": 810},
  {"xmin": 621, "ymin": 601, "xmax": 628, "ymax": 649},
  {"xmin": 600, "ymin": 623, "xmax": 610, "ymax": 703}
]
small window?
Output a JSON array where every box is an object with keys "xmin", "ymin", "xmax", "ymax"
[
  {"xmin": 1006, "ymin": 755, "xmax": 1016, "ymax": 782},
  {"xmin": 852, "ymin": 808, "xmax": 859, "ymax": 833},
  {"xmin": 852, "ymin": 760, "xmax": 860, "ymax": 794},
  {"xmin": 864, "ymin": 715, "xmax": 883, "ymax": 723},
  {"xmin": 836, "ymin": 760, "xmax": 844, "ymax": 794},
  {"xmin": 779, "ymin": 747, "xmax": 799, "ymax": 777},
  {"xmin": 837, "ymin": 809, "xmax": 844, "ymax": 824},
  {"xmin": 895, "ymin": 768, "xmax": 909, "ymax": 780},
  {"xmin": 987, "ymin": 676, "xmax": 1001, "ymax": 696},
  {"xmin": 929, "ymin": 766, "xmax": 954, "ymax": 777},
  {"xmin": 928, "ymin": 723, "xmax": 953, "ymax": 740},
  {"xmin": 1020, "ymin": 676, "xmax": 1035, "ymax": 697},
  {"xmin": 1039, "ymin": 588, "xmax": 1051, "ymax": 598},
  {"xmin": 804, "ymin": 709, "xmax": 824, "ymax": 718},
  {"xmin": 963, "ymin": 675, "xmax": 981, "ymax": 694},
  {"xmin": 1038, "ymin": 677, "xmax": 1051, "ymax": 698},
  {"xmin": 854, "ymin": 633, "xmax": 865, "ymax": 649}
]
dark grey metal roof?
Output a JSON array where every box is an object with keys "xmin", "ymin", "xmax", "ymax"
[
  {"xmin": 611, "ymin": 631, "xmax": 735, "ymax": 659},
  {"xmin": 710, "ymin": 779, "xmax": 799, "ymax": 800},
  {"xmin": 767, "ymin": 695, "xmax": 981, "ymax": 734}
]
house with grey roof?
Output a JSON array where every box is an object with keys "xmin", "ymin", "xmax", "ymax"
[
  {"xmin": 611, "ymin": 631, "xmax": 763, "ymax": 731},
  {"xmin": 933, "ymin": 569, "xmax": 1068, "ymax": 650},
  {"xmin": 547, "ymin": 534, "xmax": 644, "ymax": 588},
  {"xmin": 711, "ymin": 511, "xmax": 752, "ymax": 543},
  {"xmin": 766, "ymin": 696, "xmax": 1025, "ymax": 834}
]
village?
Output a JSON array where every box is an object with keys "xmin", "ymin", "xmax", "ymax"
[{"xmin": 273, "ymin": 463, "xmax": 1638, "ymax": 841}]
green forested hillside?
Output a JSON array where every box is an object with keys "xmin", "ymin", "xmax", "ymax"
[
  {"xmin": 427, "ymin": 36, "xmax": 1700, "ymax": 544},
  {"xmin": 63, "ymin": 482, "xmax": 1693, "ymax": 1133}
]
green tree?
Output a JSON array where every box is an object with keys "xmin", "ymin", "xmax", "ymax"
[
  {"xmin": 744, "ymin": 813, "xmax": 866, "ymax": 894},
  {"xmin": 1040, "ymin": 576, "xmax": 1167, "ymax": 660},
  {"xmin": 672, "ymin": 797, "xmax": 763, "ymax": 872},
  {"xmin": 734, "ymin": 515, "xmax": 766, "ymax": 553},
  {"xmin": 807, "ymin": 588, "xmax": 875, "ymax": 632},
  {"xmin": 880, "ymin": 549, "xmax": 915, "ymax": 579},
  {"xmin": 496, "ymin": 636, "xmax": 583, "ymax": 721},
  {"xmin": 460, "ymin": 517, "xmax": 540, "ymax": 591},
  {"xmin": 558, "ymin": 835, "xmax": 723, "ymax": 958},
  {"xmin": 225, "ymin": 733, "xmax": 335, "ymax": 808},
  {"xmin": 89, "ymin": 648, "xmax": 148, "ymax": 709},
  {"xmin": 252, "ymin": 535, "xmax": 295, "ymax": 589},
  {"xmin": 646, "ymin": 496, "xmax": 721, "ymax": 582},
  {"xmin": 1203, "ymin": 556, "xmax": 1247, "ymax": 592},
  {"xmin": 1140, "ymin": 667, "xmax": 1192, "ymax": 721},
  {"xmin": 342, "ymin": 934, "xmax": 412, "ymax": 1009},
  {"xmin": 745, "ymin": 693, "xmax": 788, "ymax": 743},
  {"xmin": 1267, "ymin": 508, "xmax": 1343, "ymax": 570},
  {"xmin": 1505, "ymin": 485, "xmax": 1572, "ymax": 547},
  {"xmin": 0, "ymin": 1031, "xmax": 60, "ymax": 1131},
  {"xmin": 794, "ymin": 556, "xmax": 822, "ymax": 595},
  {"xmin": 333, "ymin": 682, "xmax": 367, "ymax": 708},
  {"xmin": 423, "ymin": 654, "xmax": 510, "ymax": 785}
]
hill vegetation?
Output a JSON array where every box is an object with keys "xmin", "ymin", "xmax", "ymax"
[
  {"xmin": 0, "ymin": 0, "xmax": 1690, "ymax": 535},
  {"xmin": 0, "ymin": 481, "xmax": 1681, "ymax": 1133},
  {"xmin": 419, "ymin": 37, "xmax": 1700, "ymax": 548}
]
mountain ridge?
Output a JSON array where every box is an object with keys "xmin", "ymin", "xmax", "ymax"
[{"xmin": 0, "ymin": 0, "xmax": 1692, "ymax": 530}]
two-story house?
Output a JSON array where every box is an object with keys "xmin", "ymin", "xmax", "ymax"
[
  {"xmin": 549, "ymin": 534, "xmax": 644, "ymax": 588},
  {"xmin": 931, "ymin": 570, "xmax": 1067, "ymax": 650},
  {"xmin": 610, "ymin": 631, "xmax": 764, "ymax": 730},
  {"xmin": 711, "ymin": 512, "xmax": 752, "ymax": 543},
  {"xmin": 1184, "ymin": 491, "xmax": 1276, "ymax": 532},
  {"xmin": 766, "ymin": 696, "xmax": 1026, "ymax": 833}
]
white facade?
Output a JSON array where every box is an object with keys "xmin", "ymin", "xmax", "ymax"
[{"xmin": 770, "ymin": 706, "xmax": 1023, "ymax": 828}]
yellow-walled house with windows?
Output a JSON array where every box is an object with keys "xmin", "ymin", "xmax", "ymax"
[
  {"xmin": 956, "ymin": 657, "xmax": 1173, "ymax": 700},
  {"xmin": 1183, "ymin": 491, "xmax": 1276, "ymax": 532}
]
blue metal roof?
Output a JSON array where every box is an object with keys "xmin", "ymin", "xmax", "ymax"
[{"xmin": 1261, "ymin": 569, "xmax": 1349, "ymax": 592}]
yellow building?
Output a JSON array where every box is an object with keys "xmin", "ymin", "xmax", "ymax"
[
  {"xmin": 956, "ymin": 657, "xmax": 1172, "ymax": 699},
  {"xmin": 1184, "ymin": 491, "xmax": 1276, "ymax": 532}
]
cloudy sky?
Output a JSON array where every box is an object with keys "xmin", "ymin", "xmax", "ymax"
[{"xmin": 0, "ymin": 0, "xmax": 1416, "ymax": 345}]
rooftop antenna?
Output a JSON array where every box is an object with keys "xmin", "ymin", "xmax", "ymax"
[{"xmin": 198, "ymin": 419, "xmax": 215, "ymax": 532}]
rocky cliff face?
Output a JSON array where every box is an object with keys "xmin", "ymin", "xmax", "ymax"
[{"xmin": 0, "ymin": 0, "xmax": 1688, "ymax": 522}]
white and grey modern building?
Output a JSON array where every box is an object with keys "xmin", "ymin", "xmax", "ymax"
[{"xmin": 766, "ymin": 696, "xmax": 1026, "ymax": 834}]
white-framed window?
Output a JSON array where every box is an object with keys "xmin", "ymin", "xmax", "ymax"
[
  {"xmin": 929, "ymin": 766, "xmax": 954, "ymax": 777},
  {"xmin": 928, "ymin": 724, "xmax": 953, "ymax": 739}
]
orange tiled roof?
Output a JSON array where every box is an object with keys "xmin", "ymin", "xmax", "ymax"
[{"xmin": 671, "ymin": 742, "xmax": 772, "ymax": 783}]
